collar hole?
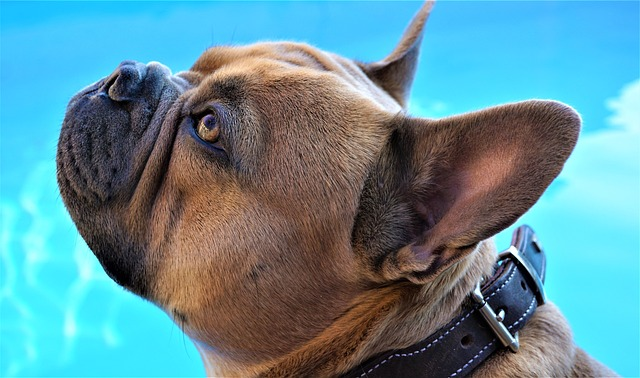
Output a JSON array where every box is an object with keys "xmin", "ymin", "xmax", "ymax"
[{"xmin": 460, "ymin": 334, "xmax": 474, "ymax": 349}]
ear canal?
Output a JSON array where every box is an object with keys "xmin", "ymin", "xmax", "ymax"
[
  {"xmin": 355, "ymin": 100, "xmax": 581, "ymax": 284},
  {"xmin": 361, "ymin": 0, "xmax": 434, "ymax": 108}
]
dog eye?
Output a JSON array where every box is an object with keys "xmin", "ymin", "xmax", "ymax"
[{"xmin": 196, "ymin": 114, "xmax": 221, "ymax": 144}]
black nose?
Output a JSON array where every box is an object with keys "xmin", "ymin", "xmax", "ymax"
[{"xmin": 102, "ymin": 60, "xmax": 148, "ymax": 102}]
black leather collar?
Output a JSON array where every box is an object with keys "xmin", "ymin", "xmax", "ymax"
[{"xmin": 343, "ymin": 225, "xmax": 547, "ymax": 378}]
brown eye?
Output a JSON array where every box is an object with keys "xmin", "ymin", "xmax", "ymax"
[{"xmin": 196, "ymin": 114, "xmax": 220, "ymax": 143}]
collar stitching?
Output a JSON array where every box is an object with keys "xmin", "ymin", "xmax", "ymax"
[
  {"xmin": 357, "ymin": 261, "xmax": 521, "ymax": 377},
  {"xmin": 449, "ymin": 340, "xmax": 495, "ymax": 377},
  {"xmin": 507, "ymin": 297, "xmax": 536, "ymax": 330},
  {"xmin": 358, "ymin": 310, "xmax": 476, "ymax": 377},
  {"xmin": 486, "ymin": 267, "xmax": 517, "ymax": 299}
]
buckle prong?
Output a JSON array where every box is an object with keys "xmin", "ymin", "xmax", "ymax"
[{"xmin": 471, "ymin": 283, "xmax": 520, "ymax": 353}]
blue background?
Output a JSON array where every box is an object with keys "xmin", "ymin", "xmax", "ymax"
[{"xmin": 1, "ymin": 1, "xmax": 638, "ymax": 376}]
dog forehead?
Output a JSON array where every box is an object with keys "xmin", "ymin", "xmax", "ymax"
[
  {"xmin": 192, "ymin": 42, "xmax": 325, "ymax": 71},
  {"xmin": 174, "ymin": 42, "xmax": 396, "ymax": 219},
  {"xmin": 190, "ymin": 42, "xmax": 402, "ymax": 112}
]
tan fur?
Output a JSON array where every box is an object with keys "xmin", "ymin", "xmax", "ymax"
[{"xmin": 56, "ymin": 1, "xmax": 616, "ymax": 377}]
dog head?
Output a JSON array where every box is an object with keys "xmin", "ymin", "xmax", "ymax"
[{"xmin": 57, "ymin": 1, "xmax": 580, "ymax": 371}]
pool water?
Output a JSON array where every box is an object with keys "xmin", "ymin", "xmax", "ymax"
[{"xmin": 1, "ymin": 2, "xmax": 638, "ymax": 376}]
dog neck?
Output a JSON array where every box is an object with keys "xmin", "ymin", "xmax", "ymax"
[{"xmin": 197, "ymin": 240, "xmax": 496, "ymax": 377}]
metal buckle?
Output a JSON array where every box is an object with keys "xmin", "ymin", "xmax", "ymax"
[
  {"xmin": 471, "ymin": 283, "xmax": 520, "ymax": 353},
  {"xmin": 498, "ymin": 245, "xmax": 547, "ymax": 305}
]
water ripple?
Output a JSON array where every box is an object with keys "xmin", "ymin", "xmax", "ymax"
[{"xmin": 0, "ymin": 160, "xmax": 128, "ymax": 376}]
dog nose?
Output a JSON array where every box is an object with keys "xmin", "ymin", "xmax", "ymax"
[{"xmin": 103, "ymin": 60, "xmax": 148, "ymax": 102}]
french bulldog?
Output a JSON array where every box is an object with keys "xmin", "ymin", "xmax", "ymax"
[{"xmin": 57, "ymin": 1, "xmax": 616, "ymax": 376}]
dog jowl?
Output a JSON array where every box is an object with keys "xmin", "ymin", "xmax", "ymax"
[{"xmin": 57, "ymin": 2, "xmax": 617, "ymax": 377}]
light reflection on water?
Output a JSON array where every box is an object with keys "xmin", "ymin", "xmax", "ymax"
[
  {"xmin": 1, "ymin": 162, "xmax": 202, "ymax": 375},
  {"xmin": 2, "ymin": 161, "xmax": 123, "ymax": 375}
]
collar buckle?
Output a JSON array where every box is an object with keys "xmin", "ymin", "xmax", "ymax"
[
  {"xmin": 470, "ymin": 238, "xmax": 547, "ymax": 354},
  {"xmin": 470, "ymin": 283, "xmax": 520, "ymax": 353},
  {"xmin": 498, "ymin": 245, "xmax": 547, "ymax": 305}
]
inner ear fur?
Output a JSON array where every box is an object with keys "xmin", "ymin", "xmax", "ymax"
[{"xmin": 352, "ymin": 100, "xmax": 581, "ymax": 284}]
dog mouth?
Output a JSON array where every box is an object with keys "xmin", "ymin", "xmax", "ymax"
[{"xmin": 56, "ymin": 60, "xmax": 190, "ymax": 292}]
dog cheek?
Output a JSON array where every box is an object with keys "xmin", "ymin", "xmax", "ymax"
[{"xmin": 149, "ymin": 204, "xmax": 358, "ymax": 362}]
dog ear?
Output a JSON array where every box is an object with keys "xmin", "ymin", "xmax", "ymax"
[
  {"xmin": 353, "ymin": 100, "xmax": 580, "ymax": 284},
  {"xmin": 360, "ymin": 1, "xmax": 434, "ymax": 108}
]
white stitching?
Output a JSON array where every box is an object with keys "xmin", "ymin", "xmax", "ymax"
[
  {"xmin": 448, "ymin": 340, "xmax": 495, "ymax": 377},
  {"xmin": 448, "ymin": 296, "xmax": 536, "ymax": 377},
  {"xmin": 486, "ymin": 267, "xmax": 518, "ymax": 299},
  {"xmin": 508, "ymin": 296, "xmax": 537, "ymax": 330},
  {"xmin": 358, "ymin": 268, "xmax": 520, "ymax": 377},
  {"xmin": 358, "ymin": 311, "xmax": 474, "ymax": 377}
]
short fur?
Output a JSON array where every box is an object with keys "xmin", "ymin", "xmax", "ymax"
[{"xmin": 57, "ymin": 2, "xmax": 616, "ymax": 376}]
